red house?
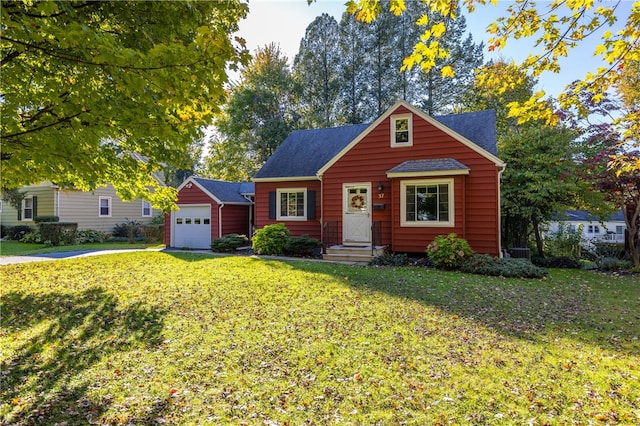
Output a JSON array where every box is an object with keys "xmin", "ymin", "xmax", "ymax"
[
  {"xmin": 253, "ymin": 101, "xmax": 506, "ymax": 260},
  {"xmin": 165, "ymin": 177, "xmax": 254, "ymax": 249}
]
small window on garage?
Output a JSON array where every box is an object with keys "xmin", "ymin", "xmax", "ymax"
[
  {"xmin": 194, "ymin": 218, "xmax": 201, "ymax": 224},
  {"xmin": 204, "ymin": 218, "xmax": 210, "ymax": 224},
  {"xmin": 185, "ymin": 218, "xmax": 192, "ymax": 224},
  {"xmin": 176, "ymin": 218, "xmax": 183, "ymax": 224}
]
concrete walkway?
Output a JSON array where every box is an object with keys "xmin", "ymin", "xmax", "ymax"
[{"xmin": 0, "ymin": 248, "xmax": 167, "ymax": 265}]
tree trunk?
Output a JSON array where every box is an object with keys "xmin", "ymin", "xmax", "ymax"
[
  {"xmin": 532, "ymin": 213, "xmax": 545, "ymax": 258},
  {"xmin": 624, "ymin": 202, "xmax": 640, "ymax": 268}
]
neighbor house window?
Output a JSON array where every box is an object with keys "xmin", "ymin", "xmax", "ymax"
[
  {"xmin": 99, "ymin": 196, "xmax": 112, "ymax": 217},
  {"xmin": 391, "ymin": 114, "xmax": 413, "ymax": 147},
  {"xmin": 22, "ymin": 197, "xmax": 34, "ymax": 221},
  {"xmin": 401, "ymin": 179, "xmax": 454, "ymax": 227},
  {"xmin": 277, "ymin": 189, "xmax": 306, "ymax": 220},
  {"xmin": 588, "ymin": 225, "xmax": 600, "ymax": 234},
  {"xmin": 142, "ymin": 200, "xmax": 152, "ymax": 217}
]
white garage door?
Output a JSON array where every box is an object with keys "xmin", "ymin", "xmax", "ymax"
[{"xmin": 174, "ymin": 205, "xmax": 212, "ymax": 249}]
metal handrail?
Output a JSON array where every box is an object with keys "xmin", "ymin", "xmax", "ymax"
[{"xmin": 371, "ymin": 221, "xmax": 382, "ymax": 256}]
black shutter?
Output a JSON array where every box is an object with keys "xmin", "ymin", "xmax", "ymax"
[
  {"xmin": 306, "ymin": 190, "xmax": 316, "ymax": 219},
  {"xmin": 32, "ymin": 196, "xmax": 37, "ymax": 218},
  {"xmin": 17, "ymin": 205, "xmax": 21, "ymax": 221},
  {"xmin": 268, "ymin": 191, "xmax": 276, "ymax": 219}
]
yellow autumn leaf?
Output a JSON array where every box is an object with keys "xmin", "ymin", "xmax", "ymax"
[
  {"xmin": 441, "ymin": 65, "xmax": 455, "ymax": 78},
  {"xmin": 431, "ymin": 22, "xmax": 446, "ymax": 38}
]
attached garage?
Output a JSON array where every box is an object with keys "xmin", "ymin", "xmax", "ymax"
[
  {"xmin": 166, "ymin": 177, "xmax": 254, "ymax": 249},
  {"xmin": 173, "ymin": 204, "xmax": 212, "ymax": 249}
]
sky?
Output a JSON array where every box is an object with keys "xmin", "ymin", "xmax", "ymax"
[{"xmin": 234, "ymin": 0, "xmax": 635, "ymax": 99}]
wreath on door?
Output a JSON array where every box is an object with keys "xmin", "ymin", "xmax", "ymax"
[{"xmin": 350, "ymin": 194, "xmax": 365, "ymax": 209}]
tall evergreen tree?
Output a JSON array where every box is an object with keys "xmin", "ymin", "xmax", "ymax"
[
  {"xmin": 361, "ymin": 2, "xmax": 401, "ymax": 118},
  {"xmin": 293, "ymin": 14, "xmax": 341, "ymax": 128},
  {"xmin": 336, "ymin": 13, "xmax": 370, "ymax": 124},
  {"xmin": 414, "ymin": 13, "xmax": 484, "ymax": 115}
]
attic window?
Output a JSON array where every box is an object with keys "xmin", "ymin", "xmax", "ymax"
[{"xmin": 391, "ymin": 114, "xmax": 413, "ymax": 147}]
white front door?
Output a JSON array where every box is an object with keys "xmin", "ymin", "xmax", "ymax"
[
  {"xmin": 343, "ymin": 184, "xmax": 371, "ymax": 246},
  {"xmin": 173, "ymin": 204, "xmax": 212, "ymax": 249}
]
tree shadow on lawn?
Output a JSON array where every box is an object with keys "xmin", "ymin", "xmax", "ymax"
[
  {"xmin": 272, "ymin": 259, "xmax": 640, "ymax": 356},
  {"xmin": 1, "ymin": 288, "xmax": 166, "ymax": 425}
]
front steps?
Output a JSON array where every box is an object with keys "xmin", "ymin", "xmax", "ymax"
[{"xmin": 323, "ymin": 245, "xmax": 385, "ymax": 264}]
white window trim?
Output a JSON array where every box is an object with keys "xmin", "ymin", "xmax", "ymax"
[
  {"xmin": 276, "ymin": 188, "xmax": 307, "ymax": 221},
  {"xmin": 142, "ymin": 200, "xmax": 152, "ymax": 217},
  {"xmin": 391, "ymin": 113, "xmax": 413, "ymax": 147},
  {"xmin": 99, "ymin": 196, "xmax": 112, "ymax": 218},
  {"xmin": 22, "ymin": 197, "xmax": 34, "ymax": 221},
  {"xmin": 400, "ymin": 178, "xmax": 455, "ymax": 227}
]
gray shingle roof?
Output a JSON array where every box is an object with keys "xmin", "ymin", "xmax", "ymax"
[
  {"xmin": 434, "ymin": 110, "xmax": 497, "ymax": 156},
  {"xmin": 253, "ymin": 123, "xmax": 370, "ymax": 179},
  {"xmin": 253, "ymin": 108, "xmax": 497, "ymax": 180},
  {"xmin": 192, "ymin": 177, "xmax": 254, "ymax": 204},
  {"xmin": 556, "ymin": 209, "xmax": 625, "ymax": 222},
  {"xmin": 387, "ymin": 158, "xmax": 469, "ymax": 174}
]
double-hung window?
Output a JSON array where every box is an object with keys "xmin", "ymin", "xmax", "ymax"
[
  {"xmin": 99, "ymin": 196, "xmax": 112, "ymax": 217},
  {"xmin": 391, "ymin": 114, "xmax": 413, "ymax": 147},
  {"xmin": 22, "ymin": 197, "xmax": 34, "ymax": 220},
  {"xmin": 142, "ymin": 200, "xmax": 152, "ymax": 217},
  {"xmin": 401, "ymin": 179, "xmax": 454, "ymax": 227},
  {"xmin": 277, "ymin": 189, "xmax": 306, "ymax": 220}
]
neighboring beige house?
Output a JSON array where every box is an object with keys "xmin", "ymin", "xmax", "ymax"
[{"xmin": 0, "ymin": 182, "xmax": 161, "ymax": 233}]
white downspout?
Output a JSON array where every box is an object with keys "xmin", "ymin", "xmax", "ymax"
[
  {"xmin": 218, "ymin": 203, "xmax": 224, "ymax": 239},
  {"xmin": 498, "ymin": 164, "xmax": 507, "ymax": 257}
]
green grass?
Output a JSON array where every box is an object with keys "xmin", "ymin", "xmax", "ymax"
[
  {"xmin": 1, "ymin": 252, "xmax": 638, "ymax": 425},
  {"xmin": 0, "ymin": 241, "xmax": 164, "ymax": 256}
]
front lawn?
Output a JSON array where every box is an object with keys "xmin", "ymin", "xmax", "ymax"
[
  {"xmin": 1, "ymin": 252, "xmax": 638, "ymax": 424},
  {"xmin": 0, "ymin": 241, "xmax": 164, "ymax": 257}
]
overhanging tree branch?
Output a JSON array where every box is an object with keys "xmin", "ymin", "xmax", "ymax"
[{"xmin": 0, "ymin": 36, "xmax": 203, "ymax": 71}]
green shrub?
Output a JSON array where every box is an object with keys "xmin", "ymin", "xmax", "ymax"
[
  {"xmin": 595, "ymin": 256, "xmax": 632, "ymax": 271},
  {"xmin": 370, "ymin": 252, "xmax": 411, "ymax": 267},
  {"xmin": 6, "ymin": 225, "xmax": 34, "ymax": 241},
  {"xmin": 113, "ymin": 219, "xmax": 142, "ymax": 243},
  {"xmin": 461, "ymin": 254, "xmax": 548, "ymax": 278},
  {"xmin": 533, "ymin": 256, "xmax": 581, "ymax": 269},
  {"xmin": 284, "ymin": 235, "xmax": 322, "ymax": 257},
  {"xmin": 150, "ymin": 214, "xmax": 166, "ymax": 225},
  {"xmin": 252, "ymin": 224, "xmax": 289, "ymax": 255},
  {"xmin": 545, "ymin": 223, "xmax": 585, "ymax": 259},
  {"xmin": 593, "ymin": 242, "xmax": 625, "ymax": 259},
  {"xmin": 426, "ymin": 233, "xmax": 474, "ymax": 270},
  {"xmin": 141, "ymin": 224, "xmax": 164, "ymax": 243},
  {"xmin": 21, "ymin": 232, "xmax": 42, "ymax": 244},
  {"xmin": 211, "ymin": 234, "xmax": 250, "ymax": 253},
  {"xmin": 76, "ymin": 229, "xmax": 107, "ymax": 244},
  {"xmin": 39, "ymin": 222, "xmax": 78, "ymax": 246},
  {"xmin": 34, "ymin": 215, "xmax": 59, "ymax": 224}
]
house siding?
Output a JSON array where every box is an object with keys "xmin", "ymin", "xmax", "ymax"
[
  {"xmin": 322, "ymin": 105, "xmax": 501, "ymax": 255},
  {"xmin": 221, "ymin": 204, "xmax": 251, "ymax": 237},
  {"xmin": 0, "ymin": 183, "xmax": 56, "ymax": 229},
  {"xmin": 254, "ymin": 180, "xmax": 322, "ymax": 239},
  {"xmin": 57, "ymin": 185, "xmax": 160, "ymax": 232}
]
